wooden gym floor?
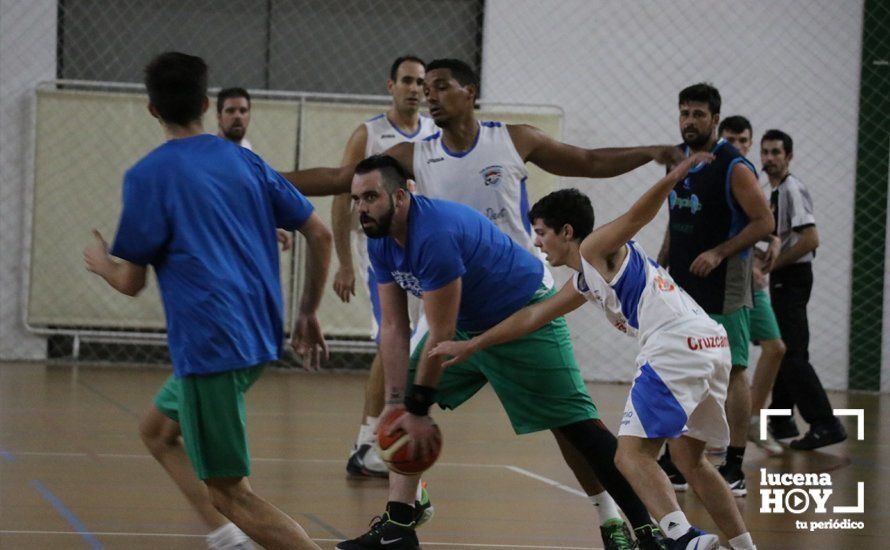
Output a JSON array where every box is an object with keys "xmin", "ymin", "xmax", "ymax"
[{"xmin": 0, "ymin": 362, "xmax": 885, "ymax": 549}]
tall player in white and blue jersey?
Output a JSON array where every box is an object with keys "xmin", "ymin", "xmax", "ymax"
[
  {"xmin": 432, "ymin": 153, "xmax": 757, "ymax": 550},
  {"xmin": 331, "ymin": 56, "xmax": 437, "ymax": 480},
  {"xmin": 373, "ymin": 58, "xmax": 684, "ymax": 538}
]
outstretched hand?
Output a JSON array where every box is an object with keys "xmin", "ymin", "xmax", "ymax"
[
  {"xmin": 428, "ymin": 339, "xmax": 476, "ymax": 368},
  {"xmin": 669, "ymin": 151, "xmax": 714, "ymax": 180},
  {"xmin": 291, "ymin": 313, "xmax": 329, "ymax": 370},
  {"xmin": 652, "ymin": 145, "xmax": 685, "ymax": 167}
]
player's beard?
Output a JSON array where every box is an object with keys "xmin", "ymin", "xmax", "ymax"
[
  {"xmin": 360, "ymin": 199, "xmax": 395, "ymax": 238},
  {"xmin": 682, "ymin": 127, "xmax": 712, "ymax": 150},
  {"xmin": 222, "ymin": 125, "xmax": 246, "ymax": 141}
]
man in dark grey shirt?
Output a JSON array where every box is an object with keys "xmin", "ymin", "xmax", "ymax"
[{"xmin": 762, "ymin": 129, "xmax": 846, "ymax": 450}]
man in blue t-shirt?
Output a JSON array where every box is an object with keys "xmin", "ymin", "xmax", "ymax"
[
  {"xmin": 337, "ymin": 155, "xmax": 657, "ymax": 550},
  {"xmin": 83, "ymin": 52, "xmax": 331, "ymax": 550}
]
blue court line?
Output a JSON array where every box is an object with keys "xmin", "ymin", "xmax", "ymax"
[
  {"xmin": 29, "ymin": 479, "xmax": 103, "ymax": 549},
  {"xmin": 0, "ymin": 449, "xmax": 16, "ymax": 462},
  {"xmin": 77, "ymin": 380, "xmax": 140, "ymax": 419}
]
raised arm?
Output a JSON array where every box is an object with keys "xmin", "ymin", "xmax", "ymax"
[
  {"xmin": 331, "ymin": 124, "xmax": 368, "ymax": 302},
  {"xmin": 279, "ymin": 166, "xmax": 353, "ymax": 196},
  {"xmin": 508, "ymin": 124, "xmax": 683, "ymax": 178},
  {"xmin": 582, "ymin": 152, "xmax": 714, "ymax": 262},
  {"xmin": 429, "ymin": 281, "xmax": 585, "ymax": 367},
  {"xmin": 657, "ymin": 225, "xmax": 671, "ymax": 268},
  {"xmin": 689, "ymin": 162, "xmax": 775, "ymax": 277},
  {"xmin": 290, "ymin": 213, "xmax": 332, "ymax": 369}
]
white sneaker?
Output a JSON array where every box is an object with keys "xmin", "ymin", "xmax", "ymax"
[
  {"xmin": 206, "ymin": 523, "xmax": 253, "ymax": 549},
  {"xmin": 346, "ymin": 443, "xmax": 389, "ymax": 478},
  {"xmin": 748, "ymin": 417, "xmax": 783, "ymax": 455}
]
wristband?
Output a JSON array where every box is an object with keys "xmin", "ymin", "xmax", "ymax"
[{"xmin": 404, "ymin": 384, "xmax": 437, "ymax": 416}]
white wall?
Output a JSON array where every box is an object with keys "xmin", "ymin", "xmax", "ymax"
[
  {"xmin": 481, "ymin": 0, "xmax": 864, "ymax": 389},
  {"xmin": 0, "ymin": 0, "xmax": 56, "ymax": 360}
]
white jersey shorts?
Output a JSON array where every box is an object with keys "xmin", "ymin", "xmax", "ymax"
[{"xmin": 619, "ymin": 318, "xmax": 731, "ymax": 446}]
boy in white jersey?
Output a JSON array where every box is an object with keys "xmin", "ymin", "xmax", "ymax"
[
  {"xmin": 432, "ymin": 152, "xmax": 756, "ymax": 550},
  {"xmin": 331, "ymin": 56, "xmax": 437, "ymax": 480}
]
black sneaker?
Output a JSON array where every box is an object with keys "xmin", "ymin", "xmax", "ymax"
[
  {"xmin": 790, "ymin": 421, "xmax": 847, "ymax": 450},
  {"xmin": 600, "ymin": 518, "xmax": 633, "ymax": 550},
  {"xmin": 657, "ymin": 454, "xmax": 688, "ymax": 491},
  {"xmin": 413, "ymin": 482, "xmax": 434, "ymax": 527},
  {"xmin": 347, "ymin": 443, "xmax": 390, "ymax": 479},
  {"xmin": 718, "ymin": 464, "xmax": 747, "ymax": 497},
  {"xmin": 633, "ymin": 524, "xmax": 668, "ymax": 549},
  {"xmin": 769, "ymin": 417, "xmax": 800, "ymax": 441},
  {"xmin": 336, "ymin": 513, "xmax": 419, "ymax": 550}
]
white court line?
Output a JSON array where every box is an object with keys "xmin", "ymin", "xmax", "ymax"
[
  {"xmin": 0, "ymin": 531, "xmax": 597, "ymax": 549},
  {"xmin": 9, "ymin": 451, "xmax": 587, "ymax": 497},
  {"xmin": 504, "ymin": 465, "xmax": 588, "ymax": 498},
  {"xmin": 10, "ymin": 450, "xmax": 505, "ymax": 468}
]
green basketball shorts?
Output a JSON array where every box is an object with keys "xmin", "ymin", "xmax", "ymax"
[
  {"xmin": 154, "ymin": 364, "xmax": 264, "ymax": 480},
  {"xmin": 410, "ymin": 286, "xmax": 598, "ymax": 434}
]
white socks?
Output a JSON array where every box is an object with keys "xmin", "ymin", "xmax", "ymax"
[
  {"xmin": 729, "ymin": 532, "xmax": 756, "ymax": 549},
  {"xmin": 206, "ymin": 522, "xmax": 251, "ymax": 549},
  {"xmin": 659, "ymin": 510, "xmax": 691, "ymax": 540},
  {"xmin": 589, "ymin": 492, "xmax": 622, "ymax": 524},
  {"xmin": 356, "ymin": 416, "xmax": 379, "ymax": 446}
]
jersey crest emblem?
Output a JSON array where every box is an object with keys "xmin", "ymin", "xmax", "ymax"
[{"xmin": 481, "ymin": 165, "xmax": 504, "ymax": 187}]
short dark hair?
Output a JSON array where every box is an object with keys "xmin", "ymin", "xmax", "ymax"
[
  {"xmin": 144, "ymin": 52, "xmax": 208, "ymax": 126},
  {"xmin": 718, "ymin": 115, "xmax": 752, "ymax": 136},
  {"xmin": 216, "ymin": 87, "xmax": 250, "ymax": 114},
  {"xmin": 354, "ymin": 155, "xmax": 410, "ymax": 193},
  {"xmin": 761, "ymin": 129, "xmax": 793, "ymax": 156},
  {"xmin": 678, "ymin": 83, "xmax": 721, "ymax": 115},
  {"xmin": 389, "ymin": 55, "xmax": 425, "ymax": 81},
  {"xmin": 426, "ymin": 58, "xmax": 479, "ymax": 89},
  {"xmin": 528, "ymin": 188, "xmax": 594, "ymax": 241}
]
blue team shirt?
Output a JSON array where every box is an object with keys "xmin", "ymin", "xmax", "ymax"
[
  {"xmin": 111, "ymin": 134, "xmax": 314, "ymax": 377},
  {"xmin": 368, "ymin": 195, "xmax": 543, "ymax": 332}
]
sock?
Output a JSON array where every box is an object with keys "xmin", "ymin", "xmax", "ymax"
[
  {"xmin": 725, "ymin": 445, "xmax": 746, "ymax": 470},
  {"xmin": 357, "ymin": 417, "xmax": 379, "ymax": 446},
  {"xmin": 415, "ymin": 480, "xmax": 424, "ymax": 502},
  {"xmin": 555, "ymin": 420, "xmax": 651, "ymax": 529},
  {"xmin": 386, "ymin": 501, "xmax": 415, "ymax": 525},
  {"xmin": 206, "ymin": 522, "xmax": 249, "ymax": 549},
  {"xmin": 590, "ymin": 492, "xmax": 622, "ymax": 524},
  {"xmin": 659, "ymin": 510, "xmax": 691, "ymax": 540},
  {"xmin": 729, "ymin": 532, "xmax": 756, "ymax": 549}
]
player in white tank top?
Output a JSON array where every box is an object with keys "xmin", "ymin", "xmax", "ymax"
[
  {"xmin": 431, "ymin": 152, "xmax": 757, "ymax": 550},
  {"xmin": 413, "ymin": 121, "xmax": 534, "ymax": 253},
  {"xmin": 332, "ymin": 57, "xmax": 438, "ymax": 481}
]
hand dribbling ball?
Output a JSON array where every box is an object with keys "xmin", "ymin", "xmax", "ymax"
[{"xmin": 376, "ymin": 408, "xmax": 443, "ymax": 474}]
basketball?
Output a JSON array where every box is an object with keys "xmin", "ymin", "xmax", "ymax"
[{"xmin": 377, "ymin": 408, "xmax": 443, "ymax": 475}]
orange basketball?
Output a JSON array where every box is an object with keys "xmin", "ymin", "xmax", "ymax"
[{"xmin": 377, "ymin": 408, "xmax": 443, "ymax": 475}]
